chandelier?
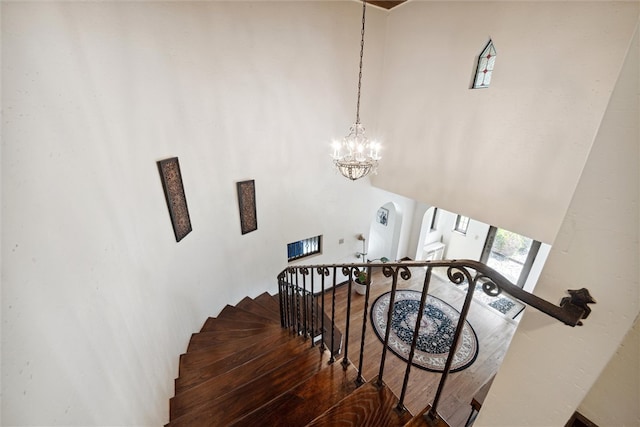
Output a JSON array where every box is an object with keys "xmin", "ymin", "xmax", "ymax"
[{"xmin": 331, "ymin": 0, "xmax": 381, "ymax": 181}]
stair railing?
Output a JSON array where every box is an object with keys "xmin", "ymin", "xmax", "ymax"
[{"xmin": 277, "ymin": 259, "xmax": 595, "ymax": 426}]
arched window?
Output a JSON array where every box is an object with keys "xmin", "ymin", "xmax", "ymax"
[{"xmin": 473, "ymin": 39, "xmax": 496, "ymax": 89}]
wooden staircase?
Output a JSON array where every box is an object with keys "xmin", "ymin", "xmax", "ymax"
[{"xmin": 167, "ymin": 292, "xmax": 439, "ymax": 426}]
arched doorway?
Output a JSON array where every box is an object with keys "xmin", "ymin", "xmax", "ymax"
[
  {"xmin": 415, "ymin": 206, "xmax": 444, "ymax": 261},
  {"xmin": 367, "ymin": 202, "xmax": 402, "ymax": 261}
]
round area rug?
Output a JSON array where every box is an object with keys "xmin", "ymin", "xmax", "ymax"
[{"xmin": 370, "ymin": 290, "xmax": 478, "ymax": 372}]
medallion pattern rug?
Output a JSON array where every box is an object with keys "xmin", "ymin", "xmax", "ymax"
[{"xmin": 370, "ymin": 290, "xmax": 478, "ymax": 372}]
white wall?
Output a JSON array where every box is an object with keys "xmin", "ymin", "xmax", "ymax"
[
  {"xmin": 444, "ymin": 218, "xmax": 490, "ymax": 261},
  {"xmin": 522, "ymin": 242, "xmax": 551, "ymax": 293},
  {"xmin": 427, "ymin": 209, "xmax": 490, "ymax": 262},
  {"xmin": 0, "ymin": 2, "xmax": 396, "ymax": 425},
  {"xmin": 578, "ymin": 315, "xmax": 640, "ymax": 426},
  {"xmin": 408, "ymin": 202, "xmax": 440, "ymax": 260},
  {"xmin": 2, "ymin": 2, "xmax": 638, "ymax": 426},
  {"xmin": 478, "ymin": 22, "xmax": 639, "ymax": 426},
  {"xmin": 373, "ymin": 1, "xmax": 639, "ymax": 244}
]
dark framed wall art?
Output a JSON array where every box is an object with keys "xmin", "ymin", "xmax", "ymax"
[
  {"xmin": 157, "ymin": 157, "xmax": 192, "ymax": 242},
  {"xmin": 237, "ymin": 180, "xmax": 257, "ymax": 235}
]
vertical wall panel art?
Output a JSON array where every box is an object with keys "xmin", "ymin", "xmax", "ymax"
[
  {"xmin": 236, "ymin": 180, "xmax": 257, "ymax": 235},
  {"xmin": 157, "ymin": 157, "xmax": 192, "ymax": 242}
]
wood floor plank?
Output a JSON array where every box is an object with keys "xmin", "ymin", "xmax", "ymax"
[{"xmin": 321, "ymin": 268, "xmax": 518, "ymax": 427}]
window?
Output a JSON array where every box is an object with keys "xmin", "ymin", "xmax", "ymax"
[
  {"xmin": 472, "ymin": 39, "xmax": 496, "ymax": 89},
  {"xmin": 454, "ymin": 215, "xmax": 470, "ymax": 235},
  {"xmin": 429, "ymin": 208, "xmax": 439, "ymax": 231},
  {"xmin": 480, "ymin": 226, "xmax": 541, "ymax": 287},
  {"xmin": 287, "ymin": 235, "xmax": 321, "ymax": 262}
]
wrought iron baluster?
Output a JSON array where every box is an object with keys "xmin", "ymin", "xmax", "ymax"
[
  {"xmin": 277, "ymin": 274, "xmax": 284, "ymax": 328},
  {"xmin": 310, "ymin": 271, "xmax": 315, "ymax": 347},
  {"xmin": 341, "ymin": 266, "xmax": 354, "ymax": 370},
  {"xmin": 301, "ymin": 267, "xmax": 308, "ymax": 340},
  {"xmin": 285, "ymin": 270, "xmax": 293, "ymax": 329},
  {"xmin": 294, "ymin": 269, "xmax": 300, "ymax": 332},
  {"xmin": 377, "ymin": 266, "xmax": 407, "ymax": 386},
  {"xmin": 397, "ymin": 266, "xmax": 433, "ymax": 412},
  {"xmin": 275, "ymin": 259, "xmax": 595, "ymax": 423},
  {"xmin": 356, "ymin": 264, "xmax": 373, "ymax": 385},
  {"xmin": 329, "ymin": 266, "xmax": 337, "ymax": 363},
  {"xmin": 426, "ymin": 266, "xmax": 476, "ymax": 425},
  {"xmin": 318, "ymin": 266, "xmax": 329, "ymax": 352}
]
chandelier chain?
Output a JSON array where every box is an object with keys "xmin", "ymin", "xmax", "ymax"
[
  {"xmin": 355, "ymin": 0, "xmax": 366, "ymax": 126},
  {"xmin": 330, "ymin": 0, "xmax": 381, "ymax": 181}
]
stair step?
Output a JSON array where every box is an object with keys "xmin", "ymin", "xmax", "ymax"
[
  {"xmin": 229, "ymin": 358, "xmax": 360, "ymax": 426},
  {"xmin": 186, "ymin": 328, "xmax": 278, "ymax": 353},
  {"xmin": 306, "ymin": 378, "xmax": 413, "ymax": 427},
  {"xmin": 171, "ymin": 337, "xmax": 317, "ymax": 418},
  {"xmin": 178, "ymin": 328, "xmax": 291, "ymax": 375},
  {"xmin": 404, "ymin": 405, "xmax": 450, "ymax": 427},
  {"xmin": 167, "ymin": 347, "xmax": 332, "ymax": 426},
  {"xmin": 175, "ymin": 332, "xmax": 312, "ymax": 394},
  {"xmin": 199, "ymin": 316, "xmax": 275, "ymax": 332},
  {"xmin": 217, "ymin": 304, "xmax": 279, "ymax": 325},
  {"xmin": 236, "ymin": 297, "xmax": 280, "ymax": 322},
  {"xmin": 253, "ymin": 292, "xmax": 281, "ymax": 315},
  {"xmin": 186, "ymin": 324, "xmax": 281, "ymax": 352}
]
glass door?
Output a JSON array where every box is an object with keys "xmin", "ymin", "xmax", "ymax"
[{"xmin": 480, "ymin": 227, "xmax": 540, "ymax": 287}]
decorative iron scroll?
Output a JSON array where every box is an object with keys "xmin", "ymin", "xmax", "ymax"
[
  {"xmin": 157, "ymin": 157, "xmax": 192, "ymax": 242},
  {"xmin": 277, "ymin": 259, "xmax": 595, "ymax": 427},
  {"xmin": 279, "ymin": 260, "xmax": 595, "ymax": 328}
]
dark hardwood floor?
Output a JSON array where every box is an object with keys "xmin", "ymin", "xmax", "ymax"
[{"xmin": 321, "ymin": 266, "xmax": 519, "ymax": 427}]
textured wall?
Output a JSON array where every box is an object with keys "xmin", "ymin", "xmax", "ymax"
[
  {"xmin": 0, "ymin": 2, "xmax": 414, "ymax": 425},
  {"xmin": 375, "ymin": 2, "xmax": 639, "ymax": 244},
  {"xmin": 478, "ymin": 22, "xmax": 639, "ymax": 426}
]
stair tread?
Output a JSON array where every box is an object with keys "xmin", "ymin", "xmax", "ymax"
[
  {"xmin": 175, "ymin": 332, "xmax": 310, "ymax": 394},
  {"xmin": 200, "ymin": 316, "xmax": 276, "ymax": 332},
  {"xmin": 253, "ymin": 292, "xmax": 281, "ymax": 314},
  {"xmin": 186, "ymin": 324, "xmax": 281, "ymax": 352},
  {"xmin": 171, "ymin": 336, "xmax": 317, "ymax": 418},
  {"xmin": 236, "ymin": 297, "xmax": 280, "ymax": 322},
  {"xmin": 306, "ymin": 378, "xmax": 413, "ymax": 427},
  {"xmin": 168, "ymin": 347, "xmax": 331, "ymax": 426},
  {"xmin": 217, "ymin": 304, "xmax": 280, "ymax": 325},
  {"xmin": 404, "ymin": 405, "xmax": 449, "ymax": 427},
  {"xmin": 178, "ymin": 329, "xmax": 291, "ymax": 375},
  {"xmin": 229, "ymin": 358, "xmax": 360, "ymax": 426},
  {"xmin": 187, "ymin": 325, "xmax": 282, "ymax": 353}
]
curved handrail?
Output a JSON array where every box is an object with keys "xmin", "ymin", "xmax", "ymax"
[
  {"xmin": 279, "ymin": 259, "xmax": 594, "ymax": 327},
  {"xmin": 277, "ymin": 259, "xmax": 595, "ymax": 424}
]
